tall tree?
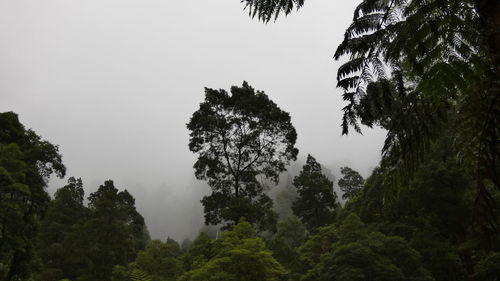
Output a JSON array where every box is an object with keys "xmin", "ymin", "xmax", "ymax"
[
  {"xmin": 37, "ymin": 177, "xmax": 88, "ymax": 281},
  {"xmin": 0, "ymin": 112, "xmax": 65, "ymax": 281},
  {"xmin": 338, "ymin": 167, "xmax": 364, "ymax": 201},
  {"xmin": 292, "ymin": 155, "xmax": 338, "ymax": 232},
  {"xmin": 78, "ymin": 180, "xmax": 149, "ymax": 281},
  {"xmin": 187, "ymin": 81, "xmax": 298, "ymax": 231}
]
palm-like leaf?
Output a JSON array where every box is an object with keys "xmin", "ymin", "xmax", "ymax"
[
  {"xmin": 335, "ymin": 0, "xmax": 499, "ymax": 234},
  {"xmin": 240, "ymin": 0, "xmax": 305, "ymax": 22},
  {"xmin": 237, "ymin": 0, "xmax": 500, "ymax": 235}
]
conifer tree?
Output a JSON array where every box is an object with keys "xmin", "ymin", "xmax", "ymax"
[
  {"xmin": 79, "ymin": 180, "xmax": 148, "ymax": 281},
  {"xmin": 292, "ymin": 155, "xmax": 338, "ymax": 232},
  {"xmin": 37, "ymin": 177, "xmax": 87, "ymax": 280},
  {"xmin": 338, "ymin": 167, "xmax": 364, "ymax": 201}
]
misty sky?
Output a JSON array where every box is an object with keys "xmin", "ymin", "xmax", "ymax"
[{"xmin": 0, "ymin": 0, "xmax": 386, "ymax": 241}]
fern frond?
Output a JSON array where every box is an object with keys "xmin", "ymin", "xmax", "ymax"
[{"xmin": 241, "ymin": 0, "xmax": 305, "ymax": 22}]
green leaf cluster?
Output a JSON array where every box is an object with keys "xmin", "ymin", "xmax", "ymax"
[
  {"xmin": 35, "ymin": 179, "xmax": 149, "ymax": 281},
  {"xmin": 0, "ymin": 112, "xmax": 66, "ymax": 281},
  {"xmin": 179, "ymin": 219, "xmax": 287, "ymax": 281},
  {"xmin": 299, "ymin": 214, "xmax": 433, "ymax": 281}
]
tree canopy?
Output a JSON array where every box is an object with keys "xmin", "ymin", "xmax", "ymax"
[
  {"xmin": 292, "ymin": 155, "xmax": 339, "ymax": 232},
  {"xmin": 338, "ymin": 166, "xmax": 364, "ymax": 201},
  {"xmin": 1, "ymin": 1, "xmax": 499, "ymax": 280},
  {"xmin": 37, "ymin": 177, "xmax": 87, "ymax": 281},
  {"xmin": 187, "ymin": 81, "xmax": 298, "ymax": 231},
  {"xmin": 79, "ymin": 180, "xmax": 149, "ymax": 281},
  {"xmin": 179, "ymin": 219, "xmax": 287, "ymax": 281},
  {"xmin": 0, "ymin": 111, "xmax": 66, "ymax": 281},
  {"xmin": 300, "ymin": 214, "xmax": 434, "ymax": 281}
]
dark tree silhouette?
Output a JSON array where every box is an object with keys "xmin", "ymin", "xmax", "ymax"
[
  {"xmin": 338, "ymin": 166, "xmax": 364, "ymax": 201},
  {"xmin": 187, "ymin": 81, "xmax": 298, "ymax": 231},
  {"xmin": 0, "ymin": 112, "xmax": 65, "ymax": 281},
  {"xmin": 292, "ymin": 155, "xmax": 338, "ymax": 232}
]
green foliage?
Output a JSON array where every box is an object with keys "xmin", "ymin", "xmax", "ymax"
[
  {"xmin": 274, "ymin": 216, "xmax": 307, "ymax": 249},
  {"xmin": 187, "ymin": 81, "xmax": 298, "ymax": 231},
  {"xmin": 36, "ymin": 177, "xmax": 88, "ymax": 281},
  {"xmin": 181, "ymin": 232, "xmax": 215, "ymax": 271},
  {"xmin": 333, "ymin": 0, "xmax": 499, "ymax": 233},
  {"xmin": 180, "ymin": 219, "xmax": 287, "ymax": 281},
  {"xmin": 111, "ymin": 265, "xmax": 154, "ymax": 281},
  {"xmin": 112, "ymin": 265, "xmax": 131, "ymax": 281},
  {"xmin": 298, "ymin": 224, "xmax": 339, "ymax": 268},
  {"xmin": 342, "ymin": 167, "xmax": 385, "ymax": 224},
  {"xmin": 338, "ymin": 166, "xmax": 364, "ymax": 201},
  {"xmin": 0, "ymin": 111, "xmax": 66, "ymax": 281},
  {"xmin": 134, "ymin": 240, "xmax": 183, "ymax": 281},
  {"xmin": 1, "ymin": 2, "xmax": 497, "ymax": 280},
  {"xmin": 292, "ymin": 155, "xmax": 339, "ymax": 232},
  {"xmin": 77, "ymin": 180, "xmax": 149, "ymax": 281},
  {"xmin": 111, "ymin": 239, "xmax": 183, "ymax": 281},
  {"xmin": 130, "ymin": 268, "xmax": 153, "ymax": 281},
  {"xmin": 242, "ymin": 0, "xmax": 499, "ymax": 241},
  {"xmin": 410, "ymin": 227, "xmax": 466, "ymax": 281},
  {"xmin": 267, "ymin": 216, "xmax": 307, "ymax": 277},
  {"xmin": 343, "ymin": 135, "xmax": 476, "ymax": 280},
  {"xmin": 300, "ymin": 214, "xmax": 433, "ymax": 281}
]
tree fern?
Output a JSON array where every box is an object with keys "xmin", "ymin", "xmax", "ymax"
[
  {"xmin": 334, "ymin": 0, "xmax": 499, "ymax": 238},
  {"xmin": 238, "ymin": 0, "xmax": 500, "ymax": 236}
]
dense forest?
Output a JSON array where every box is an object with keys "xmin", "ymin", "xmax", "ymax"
[{"xmin": 1, "ymin": 0, "xmax": 499, "ymax": 281}]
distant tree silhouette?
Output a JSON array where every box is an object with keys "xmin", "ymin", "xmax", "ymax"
[
  {"xmin": 292, "ymin": 155, "xmax": 339, "ymax": 232},
  {"xmin": 338, "ymin": 167, "xmax": 364, "ymax": 201}
]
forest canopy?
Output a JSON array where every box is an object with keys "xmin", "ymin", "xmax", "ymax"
[{"xmin": 1, "ymin": 0, "xmax": 499, "ymax": 281}]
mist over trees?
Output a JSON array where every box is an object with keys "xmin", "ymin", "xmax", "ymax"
[{"xmin": 1, "ymin": 0, "xmax": 499, "ymax": 281}]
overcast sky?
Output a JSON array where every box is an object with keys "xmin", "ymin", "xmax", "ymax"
[{"xmin": 0, "ymin": 0, "xmax": 386, "ymax": 240}]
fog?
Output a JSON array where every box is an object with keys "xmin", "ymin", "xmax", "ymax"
[{"xmin": 0, "ymin": 0, "xmax": 386, "ymax": 241}]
